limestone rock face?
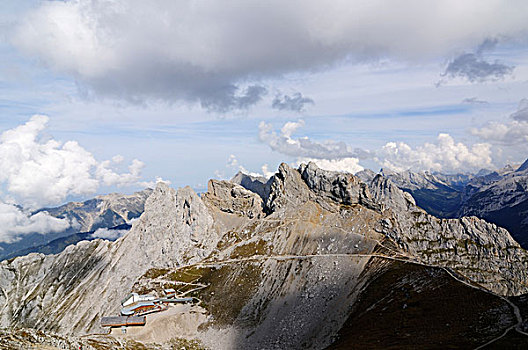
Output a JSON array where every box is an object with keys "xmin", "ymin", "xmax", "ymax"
[
  {"xmin": 119, "ymin": 183, "xmax": 217, "ymax": 267},
  {"xmin": 298, "ymin": 162, "xmax": 380, "ymax": 211},
  {"xmin": 265, "ymin": 163, "xmax": 314, "ymax": 213},
  {"xmin": 202, "ymin": 179, "xmax": 264, "ymax": 219},
  {"xmin": 230, "ymin": 171, "xmax": 273, "ymax": 202}
]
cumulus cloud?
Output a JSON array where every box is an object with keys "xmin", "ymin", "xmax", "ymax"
[
  {"xmin": 13, "ymin": 0, "xmax": 528, "ymax": 108},
  {"xmin": 0, "ymin": 202, "xmax": 73, "ymax": 243},
  {"xmin": 272, "ymin": 92, "xmax": 314, "ymax": 112},
  {"xmin": 225, "ymin": 154, "xmax": 274, "ymax": 178},
  {"xmin": 259, "ymin": 120, "xmax": 370, "ymax": 160},
  {"xmin": 90, "ymin": 227, "xmax": 129, "ymax": 241},
  {"xmin": 139, "ymin": 177, "xmax": 171, "ymax": 189},
  {"xmin": 379, "ymin": 133, "xmax": 493, "ymax": 173},
  {"xmin": 0, "ymin": 115, "xmax": 147, "ymax": 207},
  {"xmin": 96, "ymin": 158, "xmax": 144, "ymax": 187},
  {"xmin": 258, "ymin": 120, "xmax": 369, "ymax": 173},
  {"xmin": 471, "ymin": 99, "xmax": 528, "ymax": 145},
  {"xmin": 472, "ymin": 120, "xmax": 528, "ymax": 145}
]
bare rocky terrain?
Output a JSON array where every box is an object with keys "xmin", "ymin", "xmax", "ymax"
[{"xmin": 1, "ymin": 162, "xmax": 528, "ymax": 349}]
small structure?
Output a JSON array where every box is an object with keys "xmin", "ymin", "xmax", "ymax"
[
  {"xmin": 163, "ymin": 288, "xmax": 176, "ymax": 297},
  {"xmin": 101, "ymin": 315, "xmax": 146, "ymax": 328},
  {"xmin": 121, "ymin": 301, "xmax": 165, "ymax": 316},
  {"xmin": 121, "ymin": 293, "xmax": 156, "ymax": 307},
  {"xmin": 102, "ymin": 289, "xmax": 198, "ymax": 329}
]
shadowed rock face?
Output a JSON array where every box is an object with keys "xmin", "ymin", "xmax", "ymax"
[
  {"xmin": 328, "ymin": 261, "xmax": 517, "ymax": 350},
  {"xmin": 1, "ymin": 162, "xmax": 528, "ymax": 349}
]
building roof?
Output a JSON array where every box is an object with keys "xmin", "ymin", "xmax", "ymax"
[
  {"xmin": 121, "ymin": 301, "xmax": 157, "ymax": 316},
  {"xmin": 101, "ymin": 316, "xmax": 146, "ymax": 327}
]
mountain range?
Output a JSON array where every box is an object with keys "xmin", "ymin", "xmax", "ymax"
[
  {"xmin": 1, "ymin": 162, "xmax": 528, "ymax": 349},
  {"xmin": 0, "ymin": 189, "xmax": 152, "ymax": 261},
  {"xmin": 357, "ymin": 159, "xmax": 528, "ymax": 249}
]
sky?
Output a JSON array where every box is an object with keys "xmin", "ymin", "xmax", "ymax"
[{"xmin": 1, "ymin": 0, "xmax": 528, "ymax": 242}]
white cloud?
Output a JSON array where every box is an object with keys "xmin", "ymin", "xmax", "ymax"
[
  {"xmin": 295, "ymin": 157, "xmax": 363, "ymax": 174},
  {"xmin": 138, "ymin": 177, "xmax": 171, "ymax": 189},
  {"xmin": 96, "ymin": 158, "xmax": 144, "ymax": 187},
  {"xmin": 0, "ymin": 115, "xmax": 148, "ymax": 207},
  {"xmin": 226, "ymin": 154, "xmax": 274, "ymax": 178},
  {"xmin": 258, "ymin": 120, "xmax": 366, "ymax": 174},
  {"xmin": 13, "ymin": 0, "xmax": 528, "ymax": 108},
  {"xmin": 0, "ymin": 202, "xmax": 73, "ymax": 243},
  {"xmin": 89, "ymin": 227, "xmax": 128, "ymax": 241},
  {"xmin": 471, "ymin": 99, "xmax": 528, "ymax": 145},
  {"xmin": 379, "ymin": 133, "xmax": 493, "ymax": 173},
  {"xmin": 471, "ymin": 120, "xmax": 528, "ymax": 145},
  {"xmin": 259, "ymin": 120, "xmax": 369, "ymax": 159}
]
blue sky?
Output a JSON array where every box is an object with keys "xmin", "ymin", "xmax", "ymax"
[{"xmin": 1, "ymin": 0, "xmax": 528, "ymax": 212}]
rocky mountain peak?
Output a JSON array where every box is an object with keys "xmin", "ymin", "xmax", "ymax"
[
  {"xmin": 369, "ymin": 174, "xmax": 416, "ymax": 213},
  {"xmin": 230, "ymin": 171, "xmax": 272, "ymax": 202},
  {"xmin": 517, "ymin": 158, "xmax": 528, "ymax": 173},
  {"xmin": 201, "ymin": 179, "xmax": 264, "ymax": 219}
]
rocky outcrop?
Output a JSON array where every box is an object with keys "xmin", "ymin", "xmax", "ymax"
[
  {"xmin": 230, "ymin": 171, "xmax": 272, "ymax": 202},
  {"xmin": 201, "ymin": 179, "xmax": 264, "ymax": 219},
  {"xmin": 373, "ymin": 162, "xmax": 528, "ymax": 250},
  {"xmin": 298, "ymin": 162, "xmax": 381, "ymax": 211}
]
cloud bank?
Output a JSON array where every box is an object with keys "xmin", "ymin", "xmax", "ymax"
[
  {"xmin": 14, "ymin": 0, "xmax": 528, "ymax": 109},
  {"xmin": 258, "ymin": 120, "xmax": 366, "ymax": 173},
  {"xmin": 472, "ymin": 99, "xmax": 528, "ymax": 145},
  {"xmin": 90, "ymin": 227, "xmax": 129, "ymax": 241},
  {"xmin": 379, "ymin": 133, "xmax": 493, "ymax": 173},
  {"xmin": 259, "ymin": 120, "xmax": 369, "ymax": 160},
  {"xmin": 0, "ymin": 203, "xmax": 73, "ymax": 243}
]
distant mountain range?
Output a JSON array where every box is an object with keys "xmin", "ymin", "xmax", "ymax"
[
  {"xmin": 0, "ymin": 189, "xmax": 152, "ymax": 260},
  {"xmin": 357, "ymin": 159, "xmax": 528, "ymax": 248}
]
